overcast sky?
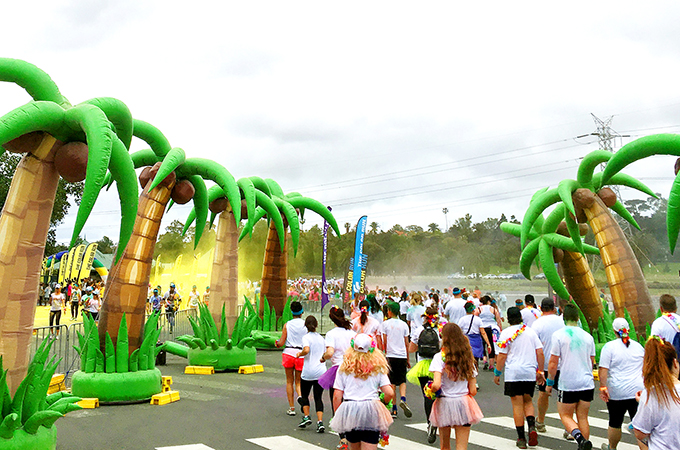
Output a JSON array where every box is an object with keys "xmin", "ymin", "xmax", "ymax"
[{"xmin": 2, "ymin": 1, "xmax": 680, "ymax": 243}]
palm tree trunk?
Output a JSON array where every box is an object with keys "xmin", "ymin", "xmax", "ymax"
[
  {"xmin": 584, "ymin": 195, "xmax": 654, "ymax": 334},
  {"xmin": 261, "ymin": 220, "xmax": 288, "ymax": 317},
  {"xmin": 208, "ymin": 207, "xmax": 239, "ymax": 330},
  {"xmin": 0, "ymin": 133, "xmax": 61, "ymax": 393},
  {"xmin": 100, "ymin": 179, "xmax": 174, "ymax": 354},
  {"xmin": 560, "ymin": 250, "xmax": 603, "ymax": 330}
]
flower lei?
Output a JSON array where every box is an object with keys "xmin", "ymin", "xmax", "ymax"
[
  {"xmin": 423, "ymin": 380, "xmax": 442, "ymax": 400},
  {"xmin": 663, "ymin": 313, "xmax": 680, "ymax": 331},
  {"xmin": 496, "ymin": 324, "xmax": 526, "ymax": 349}
]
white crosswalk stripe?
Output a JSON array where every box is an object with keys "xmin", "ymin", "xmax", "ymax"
[
  {"xmin": 156, "ymin": 445, "xmax": 215, "ymax": 450},
  {"xmin": 407, "ymin": 422, "xmax": 556, "ymax": 450},
  {"xmin": 546, "ymin": 412, "xmax": 632, "ymax": 431},
  {"xmin": 247, "ymin": 436, "xmax": 326, "ymax": 450}
]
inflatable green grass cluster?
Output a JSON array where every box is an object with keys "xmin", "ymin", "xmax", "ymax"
[
  {"xmin": 0, "ymin": 339, "xmax": 81, "ymax": 450},
  {"xmin": 247, "ymin": 296, "xmax": 294, "ymax": 348},
  {"xmin": 70, "ymin": 312, "xmax": 163, "ymax": 403}
]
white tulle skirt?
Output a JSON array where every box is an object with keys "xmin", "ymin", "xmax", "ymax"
[
  {"xmin": 429, "ymin": 395, "xmax": 484, "ymax": 428},
  {"xmin": 330, "ymin": 399, "xmax": 394, "ymax": 433}
]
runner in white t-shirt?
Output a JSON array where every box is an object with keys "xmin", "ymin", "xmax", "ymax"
[
  {"xmin": 546, "ymin": 304, "xmax": 596, "ymax": 450},
  {"xmin": 275, "ymin": 301, "xmax": 305, "ymax": 416},
  {"xmin": 295, "ymin": 316, "xmax": 327, "ymax": 433},
  {"xmin": 651, "ymin": 294, "xmax": 680, "ymax": 344},
  {"xmin": 632, "ymin": 335, "xmax": 680, "ymax": 450},
  {"xmin": 351, "ymin": 300, "xmax": 381, "ymax": 337},
  {"xmin": 493, "ymin": 306, "xmax": 545, "ymax": 448},
  {"xmin": 379, "ymin": 301, "xmax": 412, "ymax": 419},
  {"xmin": 188, "ymin": 285, "xmax": 201, "ymax": 311},
  {"xmin": 49, "ymin": 284, "xmax": 66, "ymax": 339},
  {"xmin": 521, "ymin": 295, "xmax": 541, "ymax": 327},
  {"xmin": 444, "ymin": 288, "xmax": 466, "ymax": 325},
  {"xmin": 530, "ymin": 297, "xmax": 565, "ymax": 433},
  {"xmin": 598, "ymin": 317, "xmax": 644, "ymax": 450}
]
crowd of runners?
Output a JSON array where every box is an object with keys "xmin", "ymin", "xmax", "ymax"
[{"xmin": 273, "ymin": 287, "xmax": 680, "ymax": 450}]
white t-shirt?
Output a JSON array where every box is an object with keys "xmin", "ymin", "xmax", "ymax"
[
  {"xmin": 188, "ymin": 291, "xmax": 201, "ymax": 307},
  {"xmin": 444, "ymin": 297, "xmax": 467, "ymax": 324},
  {"xmin": 87, "ymin": 297, "xmax": 101, "ymax": 313},
  {"xmin": 550, "ymin": 326, "xmax": 595, "ymax": 392},
  {"xmin": 334, "ymin": 371, "xmax": 391, "ymax": 401},
  {"xmin": 632, "ymin": 382, "xmax": 680, "ymax": 450},
  {"xmin": 531, "ymin": 314, "xmax": 565, "ymax": 363},
  {"xmin": 521, "ymin": 307, "xmax": 541, "ymax": 327},
  {"xmin": 599, "ymin": 338, "xmax": 644, "ymax": 400},
  {"xmin": 429, "ymin": 351, "xmax": 476, "ymax": 398},
  {"xmin": 283, "ymin": 318, "xmax": 307, "ymax": 357},
  {"xmin": 50, "ymin": 293, "xmax": 65, "ymax": 311},
  {"xmin": 407, "ymin": 305, "xmax": 426, "ymax": 329},
  {"xmin": 325, "ymin": 327, "xmax": 356, "ymax": 366},
  {"xmin": 352, "ymin": 316, "xmax": 381, "ymax": 337},
  {"xmin": 369, "ymin": 310, "xmax": 384, "ymax": 323},
  {"xmin": 651, "ymin": 313, "xmax": 680, "ymax": 344},
  {"xmin": 301, "ymin": 332, "xmax": 327, "ymax": 381},
  {"xmin": 497, "ymin": 325, "xmax": 543, "ymax": 382},
  {"xmin": 457, "ymin": 314, "xmax": 483, "ymax": 336},
  {"xmin": 379, "ymin": 318, "xmax": 409, "ymax": 358},
  {"xmin": 399, "ymin": 300, "xmax": 409, "ymax": 315},
  {"xmin": 478, "ymin": 305, "xmax": 497, "ymax": 328}
]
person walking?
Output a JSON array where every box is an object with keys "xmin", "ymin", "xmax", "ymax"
[
  {"xmin": 330, "ymin": 333, "xmax": 395, "ymax": 450},
  {"xmin": 531, "ymin": 297, "xmax": 565, "ymax": 433},
  {"xmin": 632, "ymin": 336, "xmax": 680, "ymax": 449},
  {"xmin": 379, "ymin": 301, "xmax": 412, "ymax": 418},
  {"xmin": 493, "ymin": 306, "xmax": 545, "ymax": 449},
  {"xmin": 70, "ymin": 283, "xmax": 81, "ymax": 320},
  {"xmin": 407, "ymin": 306, "xmax": 441, "ymax": 443},
  {"xmin": 352, "ymin": 300, "xmax": 381, "ymax": 338},
  {"xmin": 407, "ymin": 293, "xmax": 426, "ymax": 330},
  {"xmin": 49, "ymin": 284, "xmax": 66, "ymax": 339},
  {"xmin": 521, "ymin": 295, "xmax": 541, "ymax": 327},
  {"xmin": 457, "ymin": 301, "xmax": 492, "ymax": 367},
  {"xmin": 650, "ymin": 294, "xmax": 680, "ymax": 357},
  {"xmin": 545, "ymin": 304, "xmax": 596, "ymax": 450},
  {"xmin": 86, "ymin": 290, "xmax": 102, "ymax": 322},
  {"xmin": 478, "ymin": 295, "xmax": 502, "ymax": 371},
  {"xmin": 202, "ymin": 286, "xmax": 211, "ymax": 306},
  {"xmin": 598, "ymin": 317, "xmax": 645, "ymax": 450},
  {"xmin": 296, "ymin": 315, "xmax": 327, "ymax": 433},
  {"xmin": 444, "ymin": 288, "xmax": 466, "ymax": 325},
  {"xmin": 429, "ymin": 323, "xmax": 484, "ymax": 450},
  {"xmin": 188, "ymin": 285, "xmax": 201, "ymax": 312},
  {"xmin": 275, "ymin": 301, "xmax": 306, "ymax": 416}
]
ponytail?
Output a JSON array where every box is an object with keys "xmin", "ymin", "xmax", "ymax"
[
  {"xmin": 643, "ymin": 337, "xmax": 680, "ymax": 407},
  {"xmin": 329, "ymin": 306, "xmax": 352, "ymax": 330},
  {"xmin": 359, "ymin": 300, "xmax": 369, "ymax": 326}
]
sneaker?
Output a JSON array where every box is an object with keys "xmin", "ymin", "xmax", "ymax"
[
  {"xmin": 528, "ymin": 430, "xmax": 538, "ymax": 447},
  {"xmin": 483, "ymin": 362, "xmax": 489, "ymax": 371},
  {"xmin": 336, "ymin": 439, "xmax": 349, "ymax": 450},
  {"xmin": 578, "ymin": 440, "xmax": 592, "ymax": 450},
  {"xmin": 399, "ymin": 400, "xmax": 412, "ymax": 418},
  {"xmin": 286, "ymin": 408, "xmax": 296, "ymax": 416},
  {"xmin": 317, "ymin": 421, "xmax": 325, "ymax": 433},
  {"xmin": 298, "ymin": 415, "xmax": 312, "ymax": 428},
  {"xmin": 563, "ymin": 431, "xmax": 575, "ymax": 441},
  {"xmin": 427, "ymin": 424, "xmax": 437, "ymax": 444},
  {"xmin": 535, "ymin": 422, "xmax": 546, "ymax": 433},
  {"xmin": 600, "ymin": 444, "xmax": 611, "ymax": 450},
  {"xmin": 391, "ymin": 410, "xmax": 397, "ymax": 419},
  {"xmin": 516, "ymin": 438, "xmax": 528, "ymax": 449}
]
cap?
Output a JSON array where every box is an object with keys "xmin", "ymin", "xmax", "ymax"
[
  {"xmin": 55, "ymin": 284, "xmax": 61, "ymax": 289},
  {"xmin": 86, "ymin": 286, "xmax": 93, "ymax": 292},
  {"xmin": 206, "ymin": 286, "xmax": 210, "ymax": 290},
  {"xmin": 170, "ymin": 283, "xmax": 176, "ymax": 288},
  {"xmin": 352, "ymin": 333, "xmax": 375, "ymax": 353},
  {"xmin": 613, "ymin": 317, "xmax": 629, "ymax": 332},
  {"xmin": 452, "ymin": 287, "xmax": 461, "ymax": 295},
  {"xmin": 192, "ymin": 285, "xmax": 197, "ymax": 289},
  {"xmin": 93, "ymin": 290, "xmax": 100, "ymax": 296},
  {"xmin": 153, "ymin": 289, "xmax": 159, "ymax": 294}
]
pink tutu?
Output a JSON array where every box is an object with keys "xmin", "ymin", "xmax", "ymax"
[
  {"xmin": 429, "ymin": 395, "xmax": 483, "ymax": 428},
  {"xmin": 330, "ymin": 399, "xmax": 393, "ymax": 433},
  {"xmin": 318, "ymin": 365, "xmax": 339, "ymax": 390}
]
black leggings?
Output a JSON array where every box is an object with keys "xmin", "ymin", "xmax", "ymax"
[
  {"xmin": 419, "ymin": 376, "xmax": 435, "ymax": 423},
  {"xmin": 71, "ymin": 302, "xmax": 79, "ymax": 319},
  {"xmin": 299, "ymin": 379, "xmax": 324, "ymax": 413},
  {"xmin": 49, "ymin": 310, "xmax": 61, "ymax": 327}
]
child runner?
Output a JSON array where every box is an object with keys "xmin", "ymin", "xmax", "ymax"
[
  {"xmin": 319, "ymin": 306, "xmax": 356, "ymax": 450},
  {"xmin": 545, "ymin": 304, "xmax": 596, "ymax": 450},
  {"xmin": 632, "ymin": 336, "xmax": 680, "ymax": 449},
  {"xmin": 598, "ymin": 317, "xmax": 644, "ymax": 450},
  {"xmin": 275, "ymin": 300, "xmax": 306, "ymax": 416},
  {"xmin": 530, "ymin": 297, "xmax": 565, "ymax": 434},
  {"xmin": 296, "ymin": 316, "xmax": 327, "ymax": 433},
  {"xmin": 429, "ymin": 323, "xmax": 484, "ymax": 450},
  {"xmin": 352, "ymin": 300, "xmax": 381, "ymax": 338},
  {"xmin": 379, "ymin": 300, "xmax": 412, "ymax": 418},
  {"xmin": 493, "ymin": 306, "xmax": 545, "ymax": 449},
  {"xmin": 330, "ymin": 333, "xmax": 395, "ymax": 450},
  {"xmin": 407, "ymin": 306, "xmax": 441, "ymax": 443}
]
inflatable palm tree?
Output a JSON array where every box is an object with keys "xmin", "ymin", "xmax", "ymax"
[
  {"xmin": 0, "ymin": 59, "xmax": 138, "ymax": 392},
  {"xmin": 99, "ymin": 120, "xmax": 253, "ymax": 355},
  {"xmin": 520, "ymin": 150, "xmax": 657, "ymax": 333},
  {"xmin": 502, "ymin": 197, "xmax": 603, "ymax": 330},
  {"xmin": 239, "ymin": 179, "xmax": 339, "ymax": 316},
  {"xmin": 182, "ymin": 177, "xmax": 286, "ymax": 328}
]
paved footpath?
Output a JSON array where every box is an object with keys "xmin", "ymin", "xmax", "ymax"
[{"xmin": 57, "ymin": 351, "xmax": 640, "ymax": 450}]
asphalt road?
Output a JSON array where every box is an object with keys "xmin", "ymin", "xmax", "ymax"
[{"xmin": 56, "ymin": 350, "xmax": 640, "ymax": 450}]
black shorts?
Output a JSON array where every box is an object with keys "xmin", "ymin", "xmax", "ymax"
[
  {"xmin": 538, "ymin": 370, "xmax": 560, "ymax": 393},
  {"xmin": 387, "ymin": 357, "xmax": 407, "ymax": 386},
  {"xmin": 557, "ymin": 388, "xmax": 594, "ymax": 404},
  {"xmin": 606, "ymin": 398, "xmax": 638, "ymax": 428},
  {"xmin": 504, "ymin": 381, "xmax": 536, "ymax": 398},
  {"xmin": 345, "ymin": 429, "xmax": 380, "ymax": 444}
]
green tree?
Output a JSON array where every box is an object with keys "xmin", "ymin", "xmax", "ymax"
[{"xmin": 95, "ymin": 236, "xmax": 116, "ymax": 254}]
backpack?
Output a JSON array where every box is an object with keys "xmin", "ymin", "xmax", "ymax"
[
  {"xmin": 673, "ymin": 330, "xmax": 680, "ymax": 363},
  {"xmin": 418, "ymin": 326, "xmax": 440, "ymax": 359}
]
